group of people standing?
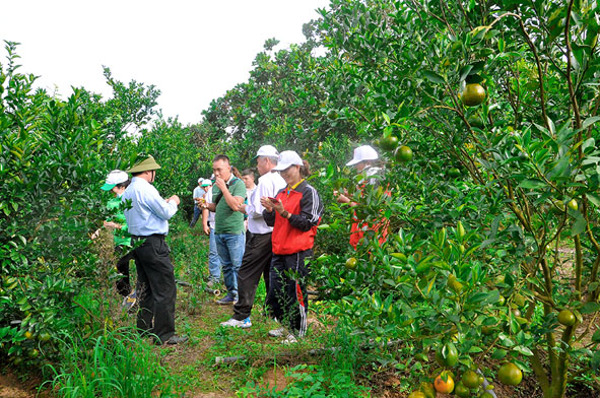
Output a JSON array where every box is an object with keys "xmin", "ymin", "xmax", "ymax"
[{"xmin": 97, "ymin": 143, "xmax": 384, "ymax": 345}]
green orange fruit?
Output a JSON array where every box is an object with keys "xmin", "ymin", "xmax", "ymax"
[
  {"xmin": 498, "ymin": 362, "xmax": 523, "ymax": 386},
  {"xmin": 395, "ymin": 145, "xmax": 413, "ymax": 162},
  {"xmin": 557, "ymin": 309, "xmax": 577, "ymax": 327},
  {"xmin": 380, "ymin": 135, "xmax": 399, "ymax": 151},
  {"xmin": 462, "ymin": 369, "xmax": 483, "ymax": 389},
  {"xmin": 461, "ymin": 83, "xmax": 486, "ymax": 106},
  {"xmin": 435, "ymin": 342, "xmax": 459, "ymax": 367},
  {"xmin": 345, "ymin": 257, "xmax": 358, "ymax": 270},
  {"xmin": 567, "ymin": 199, "xmax": 578, "ymax": 211}
]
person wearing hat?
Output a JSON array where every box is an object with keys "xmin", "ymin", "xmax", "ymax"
[
  {"xmin": 336, "ymin": 145, "xmax": 388, "ymax": 249},
  {"xmin": 122, "ymin": 155, "xmax": 187, "ymax": 345},
  {"xmin": 94, "ymin": 170, "xmax": 137, "ymax": 310},
  {"xmin": 190, "ymin": 178, "xmax": 210, "ymax": 228},
  {"xmin": 220, "ymin": 145, "xmax": 286, "ymax": 329},
  {"xmin": 260, "ymin": 150, "xmax": 323, "ymax": 343}
]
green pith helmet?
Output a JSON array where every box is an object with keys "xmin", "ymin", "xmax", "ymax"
[{"xmin": 127, "ymin": 155, "xmax": 162, "ymax": 173}]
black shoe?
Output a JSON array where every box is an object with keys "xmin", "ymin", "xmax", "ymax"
[{"xmin": 161, "ymin": 335, "xmax": 189, "ymax": 345}]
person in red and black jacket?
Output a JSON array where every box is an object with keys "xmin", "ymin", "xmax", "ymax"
[{"xmin": 260, "ymin": 150, "xmax": 323, "ymax": 343}]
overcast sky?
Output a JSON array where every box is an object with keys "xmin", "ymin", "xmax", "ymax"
[{"xmin": 0, "ymin": 0, "xmax": 330, "ymax": 125}]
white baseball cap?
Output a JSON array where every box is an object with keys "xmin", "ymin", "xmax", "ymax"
[
  {"xmin": 346, "ymin": 145, "xmax": 379, "ymax": 166},
  {"xmin": 254, "ymin": 145, "xmax": 279, "ymax": 159},
  {"xmin": 201, "ymin": 179, "xmax": 212, "ymax": 187},
  {"xmin": 198, "ymin": 178, "xmax": 203, "ymax": 183},
  {"xmin": 101, "ymin": 170, "xmax": 129, "ymax": 191},
  {"xmin": 273, "ymin": 150, "xmax": 303, "ymax": 171}
]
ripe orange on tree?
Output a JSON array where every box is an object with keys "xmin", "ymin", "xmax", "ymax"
[
  {"xmin": 434, "ymin": 371, "xmax": 455, "ymax": 394},
  {"xmin": 498, "ymin": 362, "xmax": 523, "ymax": 386},
  {"xmin": 461, "ymin": 83, "xmax": 486, "ymax": 106}
]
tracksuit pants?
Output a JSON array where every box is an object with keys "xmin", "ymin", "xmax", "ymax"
[
  {"xmin": 232, "ymin": 232, "xmax": 273, "ymax": 321},
  {"xmin": 266, "ymin": 249, "xmax": 312, "ymax": 337},
  {"xmin": 132, "ymin": 235, "xmax": 176, "ymax": 344}
]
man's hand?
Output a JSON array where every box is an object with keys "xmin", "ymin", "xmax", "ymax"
[
  {"xmin": 167, "ymin": 195, "xmax": 181, "ymax": 205},
  {"xmin": 203, "ymin": 224, "xmax": 210, "ymax": 235},
  {"xmin": 215, "ymin": 176, "xmax": 227, "ymax": 191},
  {"xmin": 103, "ymin": 221, "xmax": 120, "ymax": 230},
  {"xmin": 237, "ymin": 203, "xmax": 247, "ymax": 214}
]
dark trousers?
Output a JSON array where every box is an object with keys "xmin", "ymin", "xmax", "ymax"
[
  {"xmin": 132, "ymin": 235, "xmax": 176, "ymax": 343},
  {"xmin": 190, "ymin": 206, "xmax": 201, "ymax": 227},
  {"xmin": 115, "ymin": 247, "xmax": 134, "ymax": 296},
  {"xmin": 232, "ymin": 233, "xmax": 273, "ymax": 321},
  {"xmin": 266, "ymin": 249, "xmax": 312, "ymax": 337}
]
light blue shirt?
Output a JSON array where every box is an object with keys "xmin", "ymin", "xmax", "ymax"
[{"xmin": 122, "ymin": 177, "xmax": 178, "ymax": 236}]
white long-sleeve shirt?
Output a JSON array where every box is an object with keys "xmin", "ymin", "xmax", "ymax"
[{"xmin": 122, "ymin": 177, "xmax": 178, "ymax": 236}]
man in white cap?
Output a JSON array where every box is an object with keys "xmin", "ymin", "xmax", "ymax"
[
  {"xmin": 220, "ymin": 145, "xmax": 286, "ymax": 328},
  {"xmin": 95, "ymin": 170, "xmax": 137, "ymax": 310},
  {"xmin": 336, "ymin": 145, "xmax": 387, "ymax": 249},
  {"xmin": 190, "ymin": 178, "xmax": 210, "ymax": 228},
  {"xmin": 122, "ymin": 155, "xmax": 188, "ymax": 345}
]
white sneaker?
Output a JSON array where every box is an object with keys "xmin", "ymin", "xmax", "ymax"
[
  {"xmin": 268, "ymin": 327, "xmax": 286, "ymax": 337},
  {"xmin": 282, "ymin": 334, "xmax": 298, "ymax": 344},
  {"xmin": 220, "ymin": 317, "xmax": 252, "ymax": 328}
]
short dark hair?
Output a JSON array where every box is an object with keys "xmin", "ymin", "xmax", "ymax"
[
  {"xmin": 213, "ymin": 154, "xmax": 230, "ymax": 163},
  {"xmin": 115, "ymin": 179, "xmax": 131, "ymax": 189}
]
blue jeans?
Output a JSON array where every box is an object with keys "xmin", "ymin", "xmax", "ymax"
[
  {"xmin": 215, "ymin": 233, "xmax": 245, "ymax": 298},
  {"xmin": 190, "ymin": 206, "xmax": 201, "ymax": 227},
  {"xmin": 208, "ymin": 227, "xmax": 221, "ymax": 282}
]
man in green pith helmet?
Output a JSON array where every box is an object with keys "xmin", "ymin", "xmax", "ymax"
[{"xmin": 122, "ymin": 155, "xmax": 188, "ymax": 345}]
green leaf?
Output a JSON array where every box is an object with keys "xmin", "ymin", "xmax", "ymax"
[
  {"xmin": 513, "ymin": 345, "xmax": 534, "ymax": 357},
  {"xmin": 518, "ymin": 179, "xmax": 547, "ymax": 189},
  {"xmin": 491, "ymin": 349, "xmax": 508, "ymax": 359},
  {"xmin": 592, "ymin": 330, "xmax": 600, "ymax": 343},
  {"xmin": 422, "ymin": 70, "xmax": 445, "ymax": 84},
  {"xmin": 583, "ymin": 116, "xmax": 600, "ymax": 129},
  {"xmin": 581, "ymin": 302, "xmax": 600, "ymax": 314},
  {"xmin": 571, "ymin": 216, "xmax": 587, "ymax": 236}
]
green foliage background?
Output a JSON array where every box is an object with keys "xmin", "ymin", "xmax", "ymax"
[{"xmin": 2, "ymin": 0, "xmax": 600, "ymax": 396}]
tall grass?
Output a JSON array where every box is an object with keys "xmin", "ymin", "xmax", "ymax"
[{"xmin": 44, "ymin": 327, "xmax": 176, "ymax": 398}]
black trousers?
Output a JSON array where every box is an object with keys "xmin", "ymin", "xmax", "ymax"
[
  {"xmin": 232, "ymin": 232, "xmax": 273, "ymax": 321},
  {"xmin": 115, "ymin": 247, "xmax": 134, "ymax": 297},
  {"xmin": 266, "ymin": 249, "xmax": 312, "ymax": 337},
  {"xmin": 132, "ymin": 235, "xmax": 176, "ymax": 343}
]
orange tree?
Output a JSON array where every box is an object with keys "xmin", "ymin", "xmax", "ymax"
[
  {"xmin": 309, "ymin": 1, "xmax": 600, "ymax": 397},
  {"xmin": 0, "ymin": 42, "xmax": 206, "ymax": 369}
]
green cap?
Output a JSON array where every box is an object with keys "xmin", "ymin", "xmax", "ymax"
[{"xmin": 127, "ymin": 155, "xmax": 161, "ymax": 173}]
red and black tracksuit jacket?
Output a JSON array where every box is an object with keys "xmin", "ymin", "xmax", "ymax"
[
  {"xmin": 263, "ymin": 180, "xmax": 323, "ymax": 255},
  {"xmin": 263, "ymin": 180, "xmax": 323, "ymax": 337}
]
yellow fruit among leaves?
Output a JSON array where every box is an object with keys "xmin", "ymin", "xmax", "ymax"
[
  {"xmin": 567, "ymin": 199, "xmax": 578, "ymax": 211},
  {"xmin": 434, "ymin": 371, "xmax": 455, "ymax": 394},
  {"xmin": 461, "ymin": 83, "xmax": 486, "ymax": 106},
  {"xmin": 407, "ymin": 392, "xmax": 427, "ymax": 398},
  {"xmin": 498, "ymin": 362, "xmax": 523, "ymax": 386},
  {"xmin": 345, "ymin": 257, "xmax": 358, "ymax": 270}
]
